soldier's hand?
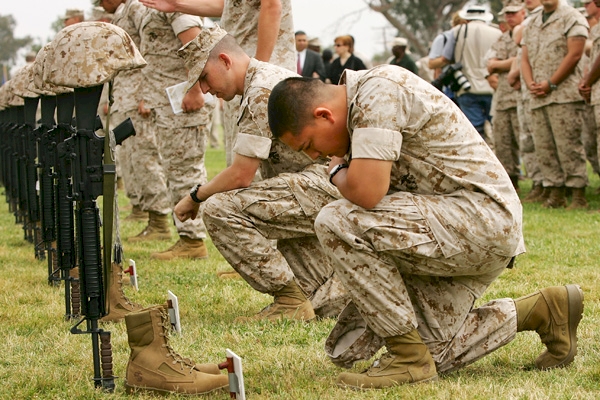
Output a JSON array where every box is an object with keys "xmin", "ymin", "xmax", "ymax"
[
  {"xmin": 139, "ymin": 0, "xmax": 177, "ymax": 13},
  {"xmin": 181, "ymin": 84, "xmax": 205, "ymax": 113},
  {"xmin": 138, "ymin": 100, "xmax": 151, "ymax": 118},
  {"xmin": 174, "ymin": 195, "xmax": 201, "ymax": 222}
]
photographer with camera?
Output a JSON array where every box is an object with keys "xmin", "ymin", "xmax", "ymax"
[
  {"xmin": 437, "ymin": 5, "xmax": 502, "ymax": 141},
  {"xmin": 487, "ymin": 1, "xmax": 527, "ymax": 193}
]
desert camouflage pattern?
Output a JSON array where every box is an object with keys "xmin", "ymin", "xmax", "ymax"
[
  {"xmin": 178, "ymin": 25, "xmax": 227, "ymax": 92},
  {"xmin": 138, "ymin": 10, "xmax": 201, "ymax": 108},
  {"xmin": 203, "ymin": 164, "xmax": 348, "ymax": 318},
  {"xmin": 29, "ymin": 43, "xmax": 73, "ymax": 96},
  {"xmin": 45, "ymin": 22, "xmax": 146, "ymax": 89},
  {"xmin": 233, "ymin": 59, "xmax": 329, "ymax": 179},
  {"xmin": 493, "ymin": 107, "xmax": 521, "ymax": 178},
  {"xmin": 312, "ymin": 66, "xmax": 523, "ymax": 369},
  {"xmin": 9, "ymin": 64, "xmax": 38, "ymax": 99},
  {"xmin": 0, "ymin": 84, "xmax": 9, "ymax": 110},
  {"xmin": 590, "ymin": 23, "xmax": 600, "ymax": 106},
  {"xmin": 325, "ymin": 301, "xmax": 385, "ymax": 369},
  {"xmin": 221, "ymin": 0, "xmax": 295, "ymax": 72},
  {"xmin": 517, "ymin": 97, "xmax": 543, "ymax": 184},
  {"xmin": 111, "ymin": 0, "xmax": 146, "ymax": 114},
  {"xmin": 489, "ymin": 30, "xmax": 520, "ymax": 111},
  {"xmin": 530, "ymin": 103, "xmax": 588, "ymax": 187},
  {"xmin": 522, "ymin": 3, "xmax": 588, "ymax": 110},
  {"xmin": 5, "ymin": 80, "xmax": 24, "ymax": 107}
]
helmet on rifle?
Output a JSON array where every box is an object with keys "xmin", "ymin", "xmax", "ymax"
[
  {"xmin": 44, "ymin": 21, "xmax": 146, "ymax": 88},
  {"xmin": 10, "ymin": 64, "xmax": 39, "ymax": 99},
  {"xmin": 30, "ymin": 42, "xmax": 73, "ymax": 96}
]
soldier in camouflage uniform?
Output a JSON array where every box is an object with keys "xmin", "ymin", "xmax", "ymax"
[
  {"xmin": 139, "ymin": 0, "xmax": 296, "ymax": 165},
  {"xmin": 99, "ymin": 0, "xmax": 170, "ymax": 223},
  {"xmin": 579, "ymin": 0, "xmax": 600, "ymax": 200},
  {"xmin": 521, "ymin": 0, "xmax": 590, "ymax": 209},
  {"xmin": 487, "ymin": 1, "xmax": 526, "ymax": 192},
  {"xmin": 172, "ymin": 26, "xmax": 348, "ymax": 320},
  {"xmin": 268, "ymin": 69, "xmax": 584, "ymax": 389},
  {"xmin": 131, "ymin": 7, "xmax": 216, "ymax": 260}
]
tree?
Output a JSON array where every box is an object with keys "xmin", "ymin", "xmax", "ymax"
[
  {"xmin": 366, "ymin": 0, "xmax": 502, "ymax": 56},
  {"xmin": 0, "ymin": 14, "xmax": 32, "ymax": 66}
]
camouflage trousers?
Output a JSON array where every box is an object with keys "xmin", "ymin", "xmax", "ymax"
[
  {"xmin": 314, "ymin": 195, "xmax": 517, "ymax": 373},
  {"xmin": 530, "ymin": 102, "xmax": 588, "ymax": 188},
  {"xmin": 114, "ymin": 110, "xmax": 145, "ymax": 207},
  {"xmin": 126, "ymin": 112, "xmax": 171, "ymax": 214},
  {"xmin": 593, "ymin": 104, "xmax": 600, "ymax": 173},
  {"xmin": 202, "ymin": 164, "xmax": 349, "ymax": 318},
  {"xmin": 493, "ymin": 107, "xmax": 521, "ymax": 178},
  {"xmin": 517, "ymin": 98, "xmax": 543, "ymax": 184},
  {"xmin": 582, "ymin": 103, "xmax": 599, "ymax": 175},
  {"xmin": 152, "ymin": 108, "xmax": 210, "ymax": 239}
]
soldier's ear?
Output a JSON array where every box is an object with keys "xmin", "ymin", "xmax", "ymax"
[{"xmin": 218, "ymin": 53, "xmax": 233, "ymax": 69}]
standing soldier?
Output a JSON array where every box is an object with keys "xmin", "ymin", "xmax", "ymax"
[
  {"xmin": 487, "ymin": 0, "xmax": 527, "ymax": 192},
  {"xmin": 521, "ymin": 0, "xmax": 590, "ymax": 209},
  {"xmin": 133, "ymin": 5, "xmax": 215, "ymax": 259}
]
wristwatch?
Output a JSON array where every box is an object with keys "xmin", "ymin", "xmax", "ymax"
[
  {"xmin": 329, "ymin": 163, "xmax": 349, "ymax": 185},
  {"xmin": 548, "ymin": 80, "xmax": 557, "ymax": 92},
  {"xmin": 189, "ymin": 183, "xmax": 203, "ymax": 203}
]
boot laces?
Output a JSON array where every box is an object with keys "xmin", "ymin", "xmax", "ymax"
[
  {"xmin": 157, "ymin": 308, "xmax": 196, "ymax": 373},
  {"xmin": 116, "ymin": 271, "xmax": 141, "ymax": 308}
]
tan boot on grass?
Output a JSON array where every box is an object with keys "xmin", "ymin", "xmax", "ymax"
[
  {"xmin": 542, "ymin": 186, "xmax": 567, "ymax": 209},
  {"xmin": 566, "ymin": 188, "xmax": 588, "ymax": 210},
  {"xmin": 217, "ymin": 269, "xmax": 242, "ymax": 280},
  {"xmin": 150, "ymin": 236, "xmax": 208, "ymax": 260},
  {"xmin": 522, "ymin": 183, "xmax": 544, "ymax": 203},
  {"xmin": 515, "ymin": 284, "xmax": 583, "ymax": 370},
  {"xmin": 336, "ymin": 329, "xmax": 437, "ymax": 390},
  {"xmin": 100, "ymin": 263, "xmax": 144, "ymax": 323},
  {"xmin": 236, "ymin": 280, "xmax": 315, "ymax": 322},
  {"xmin": 128, "ymin": 211, "xmax": 171, "ymax": 242},
  {"xmin": 124, "ymin": 305, "xmax": 228, "ymax": 395}
]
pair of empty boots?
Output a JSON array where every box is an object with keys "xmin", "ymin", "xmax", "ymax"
[
  {"xmin": 124, "ymin": 304, "xmax": 228, "ymax": 395},
  {"xmin": 336, "ymin": 284, "xmax": 583, "ymax": 390}
]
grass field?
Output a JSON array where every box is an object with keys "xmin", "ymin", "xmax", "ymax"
[{"xmin": 0, "ymin": 146, "xmax": 599, "ymax": 399}]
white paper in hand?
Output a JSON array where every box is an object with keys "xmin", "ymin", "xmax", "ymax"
[{"xmin": 166, "ymin": 82, "xmax": 215, "ymax": 115}]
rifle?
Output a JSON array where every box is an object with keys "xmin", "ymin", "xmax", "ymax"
[
  {"xmin": 36, "ymin": 95, "xmax": 58, "ymax": 282},
  {"xmin": 67, "ymin": 85, "xmax": 135, "ymax": 392},
  {"xmin": 23, "ymin": 96, "xmax": 44, "ymax": 260},
  {"xmin": 53, "ymin": 92, "xmax": 79, "ymax": 318}
]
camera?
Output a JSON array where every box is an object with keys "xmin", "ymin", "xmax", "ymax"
[{"xmin": 431, "ymin": 62, "xmax": 471, "ymax": 93}]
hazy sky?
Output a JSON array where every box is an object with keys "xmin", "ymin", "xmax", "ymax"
[{"xmin": 4, "ymin": 0, "xmax": 393, "ymax": 66}]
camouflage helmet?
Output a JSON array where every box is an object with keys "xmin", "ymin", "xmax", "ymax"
[
  {"xmin": 5, "ymin": 80, "xmax": 25, "ymax": 107},
  {"xmin": 30, "ymin": 42, "xmax": 73, "ymax": 96},
  {"xmin": 0, "ymin": 84, "xmax": 8, "ymax": 110},
  {"xmin": 45, "ymin": 21, "xmax": 146, "ymax": 88},
  {"xmin": 324, "ymin": 301, "xmax": 385, "ymax": 369},
  {"xmin": 10, "ymin": 64, "xmax": 39, "ymax": 99}
]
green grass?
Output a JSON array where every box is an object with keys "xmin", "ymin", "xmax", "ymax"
[{"xmin": 0, "ymin": 148, "xmax": 599, "ymax": 399}]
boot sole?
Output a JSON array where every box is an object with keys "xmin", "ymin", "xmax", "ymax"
[
  {"xmin": 537, "ymin": 284, "xmax": 583, "ymax": 370},
  {"xmin": 336, "ymin": 374, "xmax": 439, "ymax": 391},
  {"xmin": 124, "ymin": 381, "xmax": 227, "ymax": 396}
]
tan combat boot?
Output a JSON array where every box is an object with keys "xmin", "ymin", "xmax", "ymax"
[
  {"xmin": 515, "ymin": 284, "xmax": 584, "ymax": 370},
  {"xmin": 236, "ymin": 280, "xmax": 315, "ymax": 322},
  {"xmin": 522, "ymin": 183, "xmax": 544, "ymax": 203},
  {"xmin": 124, "ymin": 305, "xmax": 228, "ymax": 395},
  {"xmin": 150, "ymin": 236, "xmax": 208, "ymax": 260},
  {"xmin": 566, "ymin": 187, "xmax": 588, "ymax": 210},
  {"xmin": 100, "ymin": 263, "xmax": 144, "ymax": 323},
  {"xmin": 542, "ymin": 186, "xmax": 567, "ymax": 209},
  {"xmin": 336, "ymin": 329, "xmax": 437, "ymax": 390},
  {"xmin": 129, "ymin": 211, "xmax": 172, "ymax": 242},
  {"xmin": 124, "ymin": 205, "xmax": 149, "ymax": 222}
]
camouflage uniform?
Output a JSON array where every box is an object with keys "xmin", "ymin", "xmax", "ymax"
[
  {"xmin": 314, "ymin": 66, "xmax": 525, "ymax": 372},
  {"xmin": 112, "ymin": 0, "xmax": 170, "ymax": 212},
  {"xmin": 202, "ymin": 60, "xmax": 348, "ymax": 318},
  {"xmin": 221, "ymin": 0, "xmax": 296, "ymax": 166},
  {"xmin": 139, "ymin": 10, "xmax": 214, "ymax": 239},
  {"xmin": 490, "ymin": 31, "xmax": 521, "ymax": 183},
  {"xmin": 588, "ymin": 23, "xmax": 600, "ymax": 176},
  {"xmin": 522, "ymin": 4, "xmax": 589, "ymax": 189}
]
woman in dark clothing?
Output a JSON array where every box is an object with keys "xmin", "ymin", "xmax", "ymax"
[{"xmin": 327, "ymin": 34, "xmax": 367, "ymax": 84}]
